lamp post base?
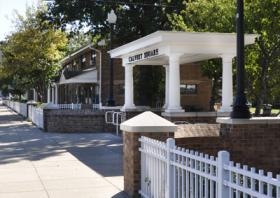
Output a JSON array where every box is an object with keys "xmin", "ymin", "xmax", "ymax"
[
  {"xmin": 230, "ymin": 93, "xmax": 251, "ymax": 119},
  {"xmin": 231, "ymin": 105, "xmax": 251, "ymax": 118}
]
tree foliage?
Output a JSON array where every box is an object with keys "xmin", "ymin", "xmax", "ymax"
[
  {"xmin": 65, "ymin": 33, "xmax": 102, "ymax": 55},
  {"xmin": 47, "ymin": 0, "xmax": 185, "ymax": 105},
  {"xmin": 169, "ymin": 0, "xmax": 236, "ymax": 110},
  {"xmin": 245, "ymin": 0, "xmax": 280, "ymax": 114},
  {"xmin": 170, "ymin": 0, "xmax": 280, "ymax": 115},
  {"xmin": 48, "ymin": 0, "xmax": 185, "ymax": 45},
  {"xmin": 0, "ymin": 6, "xmax": 68, "ymax": 101}
]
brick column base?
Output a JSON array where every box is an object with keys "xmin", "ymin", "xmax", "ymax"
[{"xmin": 123, "ymin": 131, "xmax": 174, "ymax": 198}]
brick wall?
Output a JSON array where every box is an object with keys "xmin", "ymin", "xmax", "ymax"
[
  {"xmin": 180, "ymin": 63, "xmax": 212, "ymax": 111},
  {"xmin": 44, "ymin": 109, "xmax": 115, "ymax": 133},
  {"xmin": 175, "ymin": 123, "xmax": 280, "ymax": 174},
  {"xmin": 101, "ymin": 50, "xmax": 124, "ymax": 106}
]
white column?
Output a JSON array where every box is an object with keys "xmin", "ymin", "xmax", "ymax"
[
  {"xmin": 166, "ymin": 53, "xmax": 184, "ymax": 113},
  {"xmin": 219, "ymin": 55, "xmax": 234, "ymax": 112},
  {"xmin": 163, "ymin": 65, "xmax": 169, "ymax": 109},
  {"xmin": 47, "ymin": 86, "xmax": 51, "ymax": 103},
  {"xmin": 34, "ymin": 89, "xmax": 38, "ymax": 101},
  {"xmin": 55, "ymin": 84, "xmax": 58, "ymax": 104},
  {"xmin": 122, "ymin": 64, "xmax": 136, "ymax": 110},
  {"xmin": 51, "ymin": 87, "xmax": 55, "ymax": 103}
]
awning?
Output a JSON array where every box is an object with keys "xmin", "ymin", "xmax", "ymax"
[{"xmin": 58, "ymin": 69, "xmax": 98, "ymax": 84}]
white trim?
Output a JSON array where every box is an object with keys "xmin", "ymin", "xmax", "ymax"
[
  {"xmin": 217, "ymin": 117, "xmax": 280, "ymax": 124},
  {"xmin": 109, "ymin": 31, "xmax": 258, "ymax": 59},
  {"xmin": 120, "ymin": 111, "xmax": 177, "ymax": 132},
  {"xmin": 58, "ymin": 69, "xmax": 98, "ymax": 84},
  {"xmin": 60, "ymin": 44, "xmax": 97, "ymax": 64}
]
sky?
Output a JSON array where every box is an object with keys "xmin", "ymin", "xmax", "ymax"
[{"xmin": 0, "ymin": 0, "xmax": 38, "ymax": 41}]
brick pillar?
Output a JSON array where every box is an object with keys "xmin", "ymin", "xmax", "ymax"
[
  {"xmin": 43, "ymin": 103, "xmax": 59, "ymax": 132},
  {"xmin": 120, "ymin": 111, "xmax": 177, "ymax": 198}
]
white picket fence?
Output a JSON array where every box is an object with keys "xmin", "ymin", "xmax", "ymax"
[
  {"xmin": 57, "ymin": 103, "xmax": 82, "ymax": 110},
  {"xmin": 3, "ymin": 100, "xmax": 44, "ymax": 129},
  {"xmin": 139, "ymin": 136, "xmax": 280, "ymax": 198},
  {"xmin": 28, "ymin": 105, "xmax": 44, "ymax": 129},
  {"xmin": 3, "ymin": 100, "xmax": 27, "ymax": 117}
]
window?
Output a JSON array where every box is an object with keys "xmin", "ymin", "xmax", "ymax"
[{"xmin": 180, "ymin": 84, "xmax": 197, "ymax": 95}]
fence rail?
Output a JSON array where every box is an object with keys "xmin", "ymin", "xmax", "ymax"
[
  {"xmin": 3, "ymin": 100, "xmax": 44, "ymax": 129},
  {"xmin": 3, "ymin": 100, "xmax": 27, "ymax": 117},
  {"xmin": 57, "ymin": 103, "xmax": 82, "ymax": 110},
  {"xmin": 28, "ymin": 105, "xmax": 44, "ymax": 129},
  {"xmin": 139, "ymin": 136, "xmax": 280, "ymax": 198}
]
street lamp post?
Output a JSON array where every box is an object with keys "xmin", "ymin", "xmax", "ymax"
[
  {"xmin": 230, "ymin": 0, "xmax": 251, "ymax": 118},
  {"xmin": 106, "ymin": 9, "xmax": 117, "ymax": 106}
]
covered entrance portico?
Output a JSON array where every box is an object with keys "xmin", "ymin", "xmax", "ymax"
[{"xmin": 109, "ymin": 31, "xmax": 257, "ymax": 113}]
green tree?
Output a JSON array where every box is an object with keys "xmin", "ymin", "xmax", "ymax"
[
  {"xmin": 66, "ymin": 33, "xmax": 101, "ymax": 55},
  {"xmin": 48, "ymin": 0, "xmax": 185, "ymax": 44},
  {"xmin": 47, "ymin": 0, "xmax": 185, "ymax": 106},
  {"xmin": 0, "ymin": 6, "xmax": 68, "ymax": 102},
  {"xmin": 169, "ymin": 0, "xmax": 236, "ymax": 110},
  {"xmin": 245, "ymin": 0, "xmax": 280, "ymax": 115},
  {"xmin": 170, "ymin": 0, "xmax": 280, "ymax": 115}
]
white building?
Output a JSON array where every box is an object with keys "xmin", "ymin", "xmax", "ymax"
[{"xmin": 109, "ymin": 31, "xmax": 257, "ymax": 115}]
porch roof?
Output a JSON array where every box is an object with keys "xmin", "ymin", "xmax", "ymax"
[
  {"xmin": 109, "ymin": 31, "xmax": 258, "ymax": 65},
  {"xmin": 58, "ymin": 69, "xmax": 98, "ymax": 84}
]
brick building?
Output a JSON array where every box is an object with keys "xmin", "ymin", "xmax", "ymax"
[
  {"xmin": 47, "ymin": 44, "xmax": 124, "ymax": 107},
  {"xmin": 47, "ymin": 42, "xmax": 213, "ymax": 112},
  {"xmin": 48, "ymin": 31, "xmax": 257, "ymax": 116}
]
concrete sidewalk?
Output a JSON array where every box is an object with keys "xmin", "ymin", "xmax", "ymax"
[{"xmin": 0, "ymin": 105, "xmax": 128, "ymax": 198}]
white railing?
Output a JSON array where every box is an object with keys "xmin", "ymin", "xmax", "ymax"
[
  {"xmin": 139, "ymin": 136, "xmax": 280, "ymax": 198},
  {"xmin": 105, "ymin": 111, "xmax": 126, "ymax": 135},
  {"xmin": 3, "ymin": 100, "xmax": 27, "ymax": 117},
  {"xmin": 57, "ymin": 103, "xmax": 81, "ymax": 110},
  {"xmin": 105, "ymin": 111, "xmax": 115, "ymax": 124},
  {"xmin": 93, "ymin": 103, "xmax": 99, "ymax": 111},
  {"xmin": 28, "ymin": 105, "xmax": 44, "ymax": 129}
]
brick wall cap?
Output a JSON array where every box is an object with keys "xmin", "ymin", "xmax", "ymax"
[
  {"xmin": 217, "ymin": 117, "xmax": 280, "ymax": 124},
  {"xmin": 162, "ymin": 111, "xmax": 217, "ymax": 117},
  {"xmin": 43, "ymin": 103, "xmax": 59, "ymax": 109},
  {"xmin": 26, "ymin": 100, "xmax": 37, "ymax": 105},
  {"xmin": 120, "ymin": 111, "xmax": 177, "ymax": 132}
]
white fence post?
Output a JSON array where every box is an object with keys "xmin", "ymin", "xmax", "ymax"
[
  {"xmin": 166, "ymin": 138, "xmax": 175, "ymax": 198},
  {"xmin": 217, "ymin": 151, "xmax": 230, "ymax": 198}
]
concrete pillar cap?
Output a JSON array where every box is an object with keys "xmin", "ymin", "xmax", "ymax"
[
  {"xmin": 43, "ymin": 103, "xmax": 59, "ymax": 109},
  {"xmin": 120, "ymin": 111, "xmax": 177, "ymax": 132}
]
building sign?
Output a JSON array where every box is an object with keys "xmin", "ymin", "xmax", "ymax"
[{"xmin": 128, "ymin": 49, "xmax": 159, "ymax": 63}]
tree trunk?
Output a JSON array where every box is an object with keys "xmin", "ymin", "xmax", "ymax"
[
  {"xmin": 255, "ymin": 58, "xmax": 269, "ymax": 116},
  {"xmin": 209, "ymin": 78, "xmax": 218, "ymax": 111}
]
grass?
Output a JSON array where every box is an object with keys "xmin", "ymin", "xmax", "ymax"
[{"xmin": 249, "ymin": 107, "xmax": 280, "ymax": 115}]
